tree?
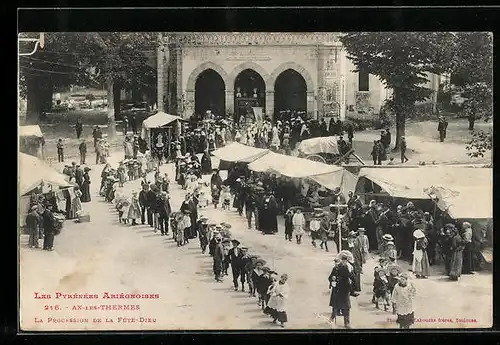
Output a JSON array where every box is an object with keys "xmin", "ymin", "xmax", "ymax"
[
  {"xmin": 81, "ymin": 33, "xmax": 157, "ymax": 137},
  {"xmin": 19, "ymin": 32, "xmax": 95, "ymax": 123},
  {"xmin": 339, "ymin": 32, "xmax": 455, "ymax": 150},
  {"xmin": 444, "ymin": 32, "xmax": 493, "ymax": 158},
  {"xmin": 19, "ymin": 32, "xmax": 158, "ymax": 137}
]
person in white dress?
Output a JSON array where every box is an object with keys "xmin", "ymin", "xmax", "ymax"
[
  {"xmin": 292, "ymin": 208, "xmax": 306, "ymax": 244},
  {"xmin": 270, "ymin": 125, "xmax": 280, "ymax": 151},
  {"xmin": 265, "ymin": 273, "xmax": 290, "ymax": 327},
  {"xmin": 391, "ymin": 273, "xmax": 416, "ymax": 329}
]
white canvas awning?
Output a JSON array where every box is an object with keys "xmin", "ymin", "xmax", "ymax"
[
  {"xmin": 310, "ymin": 169, "xmax": 359, "ymax": 200},
  {"xmin": 298, "ymin": 136, "xmax": 339, "ymax": 155},
  {"xmin": 357, "ymin": 166, "xmax": 492, "ymax": 219},
  {"xmin": 425, "ymin": 185, "xmax": 493, "ymax": 220},
  {"xmin": 142, "ymin": 112, "xmax": 185, "ymax": 129},
  {"xmin": 19, "ymin": 125, "xmax": 44, "ymax": 138},
  {"xmin": 211, "ymin": 143, "xmax": 270, "ymax": 163},
  {"xmin": 248, "ymin": 152, "xmax": 340, "ymax": 178},
  {"xmin": 19, "ymin": 153, "xmax": 74, "ymax": 195}
]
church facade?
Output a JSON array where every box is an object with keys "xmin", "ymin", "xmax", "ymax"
[{"xmin": 158, "ymin": 33, "xmax": 439, "ymax": 120}]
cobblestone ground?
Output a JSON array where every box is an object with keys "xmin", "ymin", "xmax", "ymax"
[{"xmin": 19, "ymin": 149, "xmax": 492, "ymax": 331}]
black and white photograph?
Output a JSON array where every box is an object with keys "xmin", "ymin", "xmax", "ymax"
[{"xmin": 18, "ymin": 30, "xmax": 493, "ymax": 330}]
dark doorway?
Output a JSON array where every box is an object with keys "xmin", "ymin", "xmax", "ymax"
[
  {"xmin": 274, "ymin": 69, "xmax": 307, "ymax": 118},
  {"xmin": 195, "ymin": 69, "xmax": 226, "ymax": 117},
  {"xmin": 234, "ymin": 69, "xmax": 266, "ymax": 124}
]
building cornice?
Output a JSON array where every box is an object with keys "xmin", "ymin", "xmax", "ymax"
[{"xmin": 161, "ymin": 32, "xmax": 342, "ymax": 46}]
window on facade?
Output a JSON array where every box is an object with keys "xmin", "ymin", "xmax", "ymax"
[{"xmin": 358, "ymin": 67, "xmax": 369, "ymax": 92}]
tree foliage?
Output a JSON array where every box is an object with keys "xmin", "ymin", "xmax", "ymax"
[
  {"xmin": 339, "ymin": 32, "xmax": 454, "ymax": 149},
  {"xmin": 466, "ymin": 129, "xmax": 493, "ymax": 158},
  {"xmin": 19, "ymin": 32, "xmax": 157, "ymax": 123}
]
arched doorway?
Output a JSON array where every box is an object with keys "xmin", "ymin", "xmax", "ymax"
[
  {"xmin": 274, "ymin": 69, "xmax": 307, "ymax": 120},
  {"xmin": 234, "ymin": 69, "xmax": 266, "ymax": 124},
  {"xmin": 195, "ymin": 69, "xmax": 226, "ymax": 117}
]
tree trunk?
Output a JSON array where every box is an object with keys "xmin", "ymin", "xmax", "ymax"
[
  {"xmin": 40, "ymin": 77, "xmax": 53, "ymax": 112},
  {"xmin": 26, "ymin": 76, "xmax": 41, "ymax": 124},
  {"xmin": 394, "ymin": 110, "xmax": 405, "ymax": 151},
  {"xmin": 113, "ymin": 82, "xmax": 122, "ymax": 121},
  {"xmin": 106, "ymin": 76, "xmax": 116, "ymax": 138},
  {"xmin": 392, "ymin": 89, "xmax": 406, "ymax": 151}
]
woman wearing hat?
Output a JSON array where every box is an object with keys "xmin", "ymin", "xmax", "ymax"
[
  {"xmin": 68, "ymin": 186, "xmax": 83, "ymax": 220},
  {"xmin": 80, "ymin": 167, "xmax": 92, "ymax": 203},
  {"xmin": 309, "ymin": 208, "xmax": 323, "ymax": 248},
  {"xmin": 411, "ymin": 230, "xmax": 430, "ymax": 278},
  {"xmin": 448, "ymin": 226, "xmax": 466, "ymax": 281},
  {"xmin": 200, "ymin": 150, "xmax": 212, "ymax": 175},
  {"xmin": 391, "ymin": 272, "xmax": 416, "ymax": 329},
  {"xmin": 126, "ymin": 191, "xmax": 141, "ymax": 226}
]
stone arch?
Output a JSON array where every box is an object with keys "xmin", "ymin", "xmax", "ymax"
[
  {"xmin": 227, "ymin": 62, "xmax": 271, "ymax": 91},
  {"xmin": 185, "ymin": 61, "xmax": 229, "ymax": 92},
  {"xmin": 268, "ymin": 62, "xmax": 314, "ymax": 92}
]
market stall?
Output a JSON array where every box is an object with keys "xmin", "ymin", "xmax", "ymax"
[
  {"xmin": 424, "ymin": 177, "xmax": 493, "ymax": 255},
  {"xmin": 355, "ymin": 166, "xmax": 493, "ymax": 212},
  {"xmin": 19, "ymin": 125, "xmax": 45, "ymax": 159},
  {"xmin": 248, "ymin": 151, "xmax": 339, "ymax": 178},
  {"xmin": 19, "ymin": 153, "xmax": 75, "ymax": 226},
  {"xmin": 211, "ymin": 142, "xmax": 270, "ymax": 163},
  {"xmin": 141, "ymin": 111, "xmax": 186, "ymax": 158}
]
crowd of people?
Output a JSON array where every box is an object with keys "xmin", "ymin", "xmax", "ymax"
[{"xmin": 26, "ymin": 108, "xmax": 489, "ymax": 329}]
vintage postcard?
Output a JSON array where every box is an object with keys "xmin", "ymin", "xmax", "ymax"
[{"xmin": 18, "ymin": 30, "xmax": 493, "ymax": 331}]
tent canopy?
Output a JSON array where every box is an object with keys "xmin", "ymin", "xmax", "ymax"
[
  {"xmin": 298, "ymin": 136, "xmax": 339, "ymax": 155},
  {"xmin": 310, "ymin": 169, "xmax": 359, "ymax": 199},
  {"xmin": 248, "ymin": 152, "xmax": 341, "ymax": 178},
  {"xmin": 425, "ymin": 185, "xmax": 492, "ymax": 220},
  {"xmin": 19, "ymin": 153, "xmax": 74, "ymax": 195},
  {"xmin": 19, "ymin": 125, "xmax": 44, "ymax": 138},
  {"xmin": 212, "ymin": 143, "xmax": 270, "ymax": 163},
  {"xmin": 357, "ymin": 166, "xmax": 492, "ymax": 219},
  {"xmin": 142, "ymin": 112, "xmax": 185, "ymax": 129}
]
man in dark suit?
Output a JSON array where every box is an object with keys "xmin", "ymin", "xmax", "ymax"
[
  {"xmin": 227, "ymin": 240, "xmax": 246, "ymax": 291},
  {"xmin": 138, "ymin": 184, "xmax": 150, "ymax": 225}
]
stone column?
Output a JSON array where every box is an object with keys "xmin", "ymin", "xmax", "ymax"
[
  {"xmin": 225, "ymin": 90, "xmax": 234, "ymax": 116},
  {"xmin": 184, "ymin": 90, "xmax": 195, "ymax": 118},
  {"xmin": 175, "ymin": 46, "xmax": 183, "ymax": 117},
  {"xmin": 339, "ymin": 48, "xmax": 347, "ymax": 121},
  {"xmin": 266, "ymin": 90, "xmax": 274, "ymax": 120},
  {"xmin": 316, "ymin": 46, "xmax": 325, "ymax": 119},
  {"xmin": 156, "ymin": 33, "xmax": 164, "ymax": 112},
  {"xmin": 307, "ymin": 91, "xmax": 315, "ymax": 119}
]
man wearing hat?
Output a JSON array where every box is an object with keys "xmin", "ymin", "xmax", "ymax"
[
  {"xmin": 400, "ymin": 136, "xmax": 409, "ymax": 163},
  {"xmin": 157, "ymin": 191, "xmax": 172, "ymax": 235},
  {"xmin": 209, "ymin": 227, "xmax": 222, "ymax": 256},
  {"xmin": 197, "ymin": 216, "xmax": 210, "ymax": 253},
  {"xmin": 437, "ymin": 115, "xmax": 448, "ymax": 142},
  {"xmin": 213, "ymin": 231, "xmax": 225, "ymax": 282},
  {"xmin": 26, "ymin": 205, "xmax": 42, "ymax": 248},
  {"xmin": 41, "ymin": 203, "xmax": 57, "ymax": 251},
  {"xmin": 227, "ymin": 239, "xmax": 246, "ymax": 291},
  {"xmin": 328, "ymin": 252, "xmax": 354, "ymax": 328},
  {"xmin": 75, "ymin": 164, "xmax": 84, "ymax": 190}
]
